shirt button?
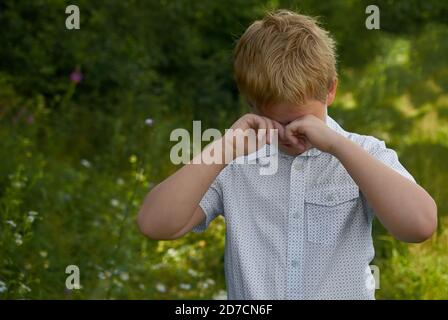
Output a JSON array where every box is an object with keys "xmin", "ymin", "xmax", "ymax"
[
  {"xmin": 293, "ymin": 162, "xmax": 301, "ymax": 171},
  {"xmin": 291, "ymin": 260, "xmax": 299, "ymax": 268},
  {"xmin": 258, "ymin": 157, "xmax": 270, "ymax": 167}
]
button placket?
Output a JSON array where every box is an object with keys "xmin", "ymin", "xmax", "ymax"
[{"xmin": 286, "ymin": 157, "xmax": 307, "ymax": 299}]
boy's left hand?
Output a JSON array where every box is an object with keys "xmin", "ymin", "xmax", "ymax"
[{"xmin": 285, "ymin": 114, "xmax": 342, "ymax": 154}]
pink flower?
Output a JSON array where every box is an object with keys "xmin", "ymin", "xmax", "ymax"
[
  {"xmin": 26, "ymin": 115, "xmax": 34, "ymax": 125},
  {"xmin": 70, "ymin": 70, "xmax": 83, "ymax": 83}
]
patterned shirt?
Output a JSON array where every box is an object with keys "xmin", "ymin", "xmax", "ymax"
[{"xmin": 192, "ymin": 114, "xmax": 416, "ymax": 300}]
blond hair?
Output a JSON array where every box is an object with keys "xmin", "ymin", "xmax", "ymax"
[{"xmin": 233, "ymin": 9, "xmax": 337, "ymax": 109}]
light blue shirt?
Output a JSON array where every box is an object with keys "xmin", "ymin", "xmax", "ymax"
[{"xmin": 192, "ymin": 115, "xmax": 416, "ymax": 300}]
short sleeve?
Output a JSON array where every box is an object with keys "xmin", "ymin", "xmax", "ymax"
[
  {"xmin": 370, "ymin": 140, "xmax": 416, "ymax": 183},
  {"xmin": 361, "ymin": 139, "xmax": 416, "ymax": 220},
  {"xmin": 191, "ymin": 178, "xmax": 223, "ymax": 233}
]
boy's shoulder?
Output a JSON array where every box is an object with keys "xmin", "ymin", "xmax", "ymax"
[{"xmin": 327, "ymin": 116, "xmax": 388, "ymax": 154}]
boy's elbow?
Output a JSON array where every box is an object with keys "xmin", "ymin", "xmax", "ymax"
[
  {"xmin": 410, "ymin": 221, "xmax": 437, "ymax": 243},
  {"xmin": 137, "ymin": 209, "xmax": 163, "ymax": 240},
  {"xmin": 404, "ymin": 199, "xmax": 438, "ymax": 243},
  {"xmin": 136, "ymin": 210, "xmax": 156, "ymax": 239},
  {"xmin": 417, "ymin": 198, "xmax": 438, "ymax": 242},
  {"xmin": 136, "ymin": 208, "xmax": 181, "ymax": 241}
]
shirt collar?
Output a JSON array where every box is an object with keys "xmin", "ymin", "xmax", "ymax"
[{"xmin": 247, "ymin": 114, "xmax": 350, "ymax": 161}]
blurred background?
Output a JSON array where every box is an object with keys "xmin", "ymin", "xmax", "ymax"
[{"xmin": 0, "ymin": 0, "xmax": 447, "ymax": 299}]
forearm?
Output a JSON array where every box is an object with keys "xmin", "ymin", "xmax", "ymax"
[
  {"xmin": 331, "ymin": 135, "xmax": 437, "ymax": 242},
  {"xmin": 137, "ymin": 140, "xmax": 227, "ymax": 239}
]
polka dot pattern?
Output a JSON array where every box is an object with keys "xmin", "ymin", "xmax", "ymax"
[{"xmin": 192, "ymin": 115, "xmax": 416, "ymax": 300}]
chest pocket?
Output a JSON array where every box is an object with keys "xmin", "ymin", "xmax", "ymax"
[{"xmin": 305, "ymin": 185, "xmax": 360, "ymax": 245}]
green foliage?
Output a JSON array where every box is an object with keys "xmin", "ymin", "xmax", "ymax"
[
  {"xmin": 0, "ymin": 0, "xmax": 447, "ymax": 299},
  {"xmin": 374, "ymin": 219, "xmax": 448, "ymax": 299}
]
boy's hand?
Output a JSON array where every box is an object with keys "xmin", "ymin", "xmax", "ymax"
[
  {"xmin": 223, "ymin": 114, "xmax": 283, "ymax": 160},
  {"xmin": 285, "ymin": 114, "xmax": 342, "ymax": 154}
]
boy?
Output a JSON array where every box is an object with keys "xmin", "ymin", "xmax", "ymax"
[{"xmin": 137, "ymin": 10, "xmax": 437, "ymax": 299}]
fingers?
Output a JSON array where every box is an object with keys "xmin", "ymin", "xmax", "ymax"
[
  {"xmin": 286, "ymin": 132, "xmax": 300, "ymax": 147},
  {"xmin": 285, "ymin": 119, "xmax": 303, "ymax": 146},
  {"xmin": 295, "ymin": 135, "xmax": 309, "ymax": 152},
  {"xmin": 271, "ymin": 120, "xmax": 285, "ymax": 142},
  {"xmin": 285, "ymin": 119, "xmax": 313, "ymax": 153},
  {"xmin": 246, "ymin": 114, "xmax": 265, "ymax": 130},
  {"xmin": 263, "ymin": 117, "xmax": 274, "ymax": 144},
  {"xmin": 247, "ymin": 114, "xmax": 275, "ymax": 146}
]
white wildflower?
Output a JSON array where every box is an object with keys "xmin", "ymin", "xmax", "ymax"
[
  {"xmin": 179, "ymin": 283, "xmax": 191, "ymax": 290},
  {"xmin": 151, "ymin": 263, "xmax": 163, "ymax": 270},
  {"xmin": 0, "ymin": 281, "xmax": 7, "ymax": 293},
  {"xmin": 119, "ymin": 272, "xmax": 129, "ymax": 281},
  {"xmin": 6, "ymin": 220, "xmax": 16, "ymax": 228},
  {"xmin": 155, "ymin": 283, "xmax": 166, "ymax": 293},
  {"xmin": 166, "ymin": 248, "xmax": 178, "ymax": 258},
  {"xmin": 20, "ymin": 283, "xmax": 31, "ymax": 293},
  {"xmin": 27, "ymin": 211, "xmax": 38, "ymax": 223},
  {"xmin": 110, "ymin": 198, "xmax": 120, "ymax": 208},
  {"xmin": 200, "ymin": 279, "xmax": 215, "ymax": 289},
  {"xmin": 144, "ymin": 118, "xmax": 154, "ymax": 127},
  {"xmin": 213, "ymin": 289, "xmax": 227, "ymax": 300},
  {"xmin": 14, "ymin": 233, "xmax": 23, "ymax": 246},
  {"xmin": 113, "ymin": 278, "xmax": 123, "ymax": 288},
  {"xmin": 80, "ymin": 159, "xmax": 91, "ymax": 168},
  {"xmin": 187, "ymin": 268, "xmax": 198, "ymax": 277}
]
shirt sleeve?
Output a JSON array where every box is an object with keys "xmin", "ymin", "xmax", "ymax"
[
  {"xmin": 361, "ymin": 139, "xmax": 417, "ymax": 220},
  {"xmin": 191, "ymin": 178, "xmax": 224, "ymax": 233}
]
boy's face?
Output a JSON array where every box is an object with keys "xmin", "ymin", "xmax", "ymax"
[{"xmin": 259, "ymin": 99, "xmax": 327, "ymax": 156}]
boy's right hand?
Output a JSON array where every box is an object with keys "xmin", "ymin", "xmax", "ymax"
[{"xmin": 222, "ymin": 114, "xmax": 284, "ymax": 161}]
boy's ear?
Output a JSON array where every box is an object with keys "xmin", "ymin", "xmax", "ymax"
[{"xmin": 326, "ymin": 78, "xmax": 338, "ymax": 106}]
